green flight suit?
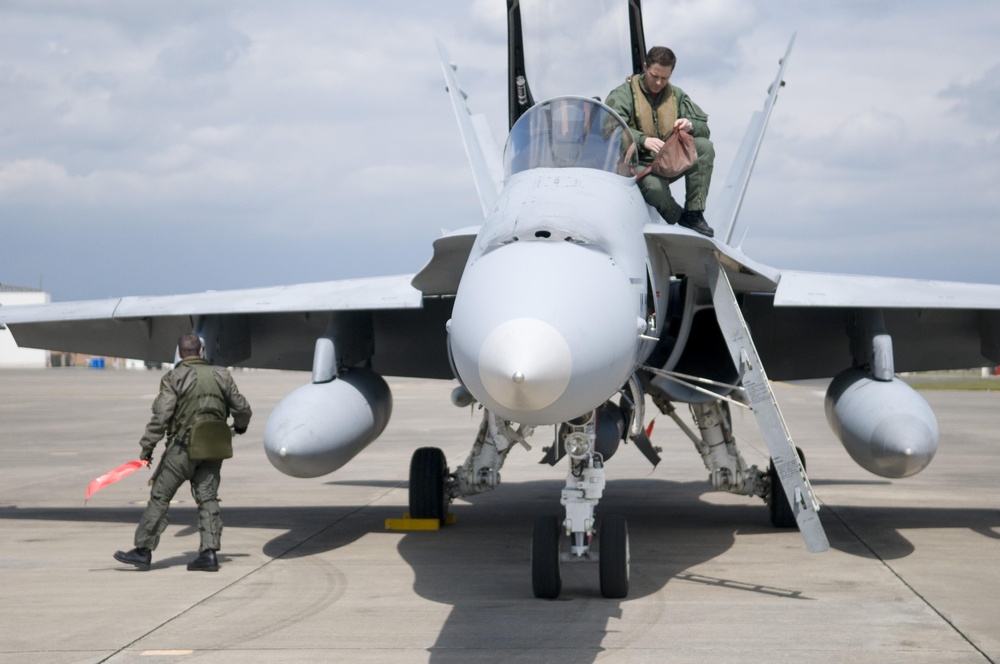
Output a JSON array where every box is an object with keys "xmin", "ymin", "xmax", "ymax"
[
  {"xmin": 605, "ymin": 74, "xmax": 715, "ymax": 224},
  {"xmin": 135, "ymin": 357, "xmax": 252, "ymax": 553}
]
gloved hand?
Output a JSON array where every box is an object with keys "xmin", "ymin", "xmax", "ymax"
[
  {"xmin": 233, "ymin": 426, "xmax": 247, "ymax": 435},
  {"xmin": 140, "ymin": 448, "xmax": 154, "ymax": 464}
]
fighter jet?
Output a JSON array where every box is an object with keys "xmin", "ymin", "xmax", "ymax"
[{"xmin": 2, "ymin": 0, "xmax": 1000, "ymax": 600}]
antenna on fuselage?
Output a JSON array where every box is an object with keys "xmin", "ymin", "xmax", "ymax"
[{"xmin": 507, "ymin": 0, "xmax": 536, "ymax": 130}]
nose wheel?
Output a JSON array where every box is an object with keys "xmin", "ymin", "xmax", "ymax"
[
  {"xmin": 530, "ymin": 513, "xmax": 630, "ymax": 599},
  {"xmin": 599, "ymin": 514, "xmax": 629, "ymax": 599},
  {"xmin": 531, "ymin": 515, "xmax": 562, "ymax": 599}
]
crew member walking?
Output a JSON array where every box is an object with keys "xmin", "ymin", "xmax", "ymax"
[{"xmin": 114, "ymin": 332, "xmax": 252, "ymax": 572}]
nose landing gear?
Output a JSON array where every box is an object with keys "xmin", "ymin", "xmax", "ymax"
[{"xmin": 532, "ymin": 410, "xmax": 630, "ymax": 599}]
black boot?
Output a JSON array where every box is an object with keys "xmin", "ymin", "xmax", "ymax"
[
  {"xmin": 114, "ymin": 547, "xmax": 151, "ymax": 571},
  {"xmin": 678, "ymin": 210, "xmax": 715, "ymax": 238},
  {"xmin": 187, "ymin": 549, "xmax": 220, "ymax": 572}
]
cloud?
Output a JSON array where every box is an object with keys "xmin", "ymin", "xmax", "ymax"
[
  {"xmin": 940, "ymin": 64, "xmax": 1000, "ymax": 131},
  {"xmin": 643, "ymin": 0, "xmax": 760, "ymax": 79},
  {"xmin": 1, "ymin": 0, "xmax": 999, "ymax": 301},
  {"xmin": 828, "ymin": 109, "xmax": 907, "ymax": 170}
]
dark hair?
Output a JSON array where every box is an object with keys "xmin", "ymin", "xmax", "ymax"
[
  {"xmin": 178, "ymin": 332, "xmax": 202, "ymax": 358},
  {"xmin": 645, "ymin": 46, "xmax": 677, "ymax": 69}
]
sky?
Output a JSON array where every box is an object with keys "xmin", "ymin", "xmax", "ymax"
[{"xmin": 1, "ymin": 0, "xmax": 998, "ymax": 301}]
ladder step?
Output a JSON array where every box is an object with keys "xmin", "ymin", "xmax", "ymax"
[{"xmin": 705, "ymin": 254, "xmax": 829, "ymax": 553}]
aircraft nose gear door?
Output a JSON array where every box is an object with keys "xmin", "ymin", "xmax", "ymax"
[{"xmin": 532, "ymin": 409, "xmax": 630, "ymax": 599}]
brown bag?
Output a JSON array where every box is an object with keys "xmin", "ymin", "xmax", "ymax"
[{"xmin": 637, "ymin": 130, "xmax": 698, "ymax": 180}]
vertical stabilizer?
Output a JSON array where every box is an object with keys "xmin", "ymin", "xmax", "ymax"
[
  {"xmin": 507, "ymin": 0, "xmax": 535, "ymax": 129},
  {"xmin": 436, "ymin": 41, "xmax": 504, "ymax": 217},
  {"xmin": 718, "ymin": 35, "xmax": 796, "ymax": 245},
  {"xmin": 628, "ymin": 0, "xmax": 647, "ymax": 76}
]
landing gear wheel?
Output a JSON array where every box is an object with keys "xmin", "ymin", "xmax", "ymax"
[
  {"xmin": 409, "ymin": 447, "xmax": 449, "ymax": 525},
  {"xmin": 599, "ymin": 514, "xmax": 629, "ymax": 599},
  {"xmin": 769, "ymin": 447, "xmax": 806, "ymax": 529},
  {"xmin": 531, "ymin": 515, "xmax": 562, "ymax": 599}
]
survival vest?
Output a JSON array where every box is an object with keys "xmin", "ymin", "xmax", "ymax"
[{"xmin": 628, "ymin": 75, "xmax": 678, "ymax": 142}]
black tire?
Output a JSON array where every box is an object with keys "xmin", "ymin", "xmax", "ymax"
[
  {"xmin": 769, "ymin": 447, "xmax": 806, "ymax": 529},
  {"xmin": 599, "ymin": 514, "xmax": 629, "ymax": 599},
  {"xmin": 531, "ymin": 515, "xmax": 562, "ymax": 599},
  {"xmin": 409, "ymin": 447, "xmax": 449, "ymax": 524}
]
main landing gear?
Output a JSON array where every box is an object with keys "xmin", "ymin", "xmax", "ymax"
[{"xmin": 408, "ymin": 447, "xmax": 450, "ymax": 525}]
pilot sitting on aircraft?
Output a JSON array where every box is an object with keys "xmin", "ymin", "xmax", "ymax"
[{"xmin": 606, "ymin": 46, "xmax": 715, "ymax": 238}]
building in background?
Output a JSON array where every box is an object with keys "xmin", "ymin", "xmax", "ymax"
[{"xmin": 0, "ymin": 284, "xmax": 50, "ymax": 368}]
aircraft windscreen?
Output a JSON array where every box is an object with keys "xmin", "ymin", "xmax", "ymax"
[{"xmin": 504, "ymin": 97, "xmax": 637, "ymax": 177}]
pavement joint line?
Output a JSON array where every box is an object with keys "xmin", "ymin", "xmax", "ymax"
[
  {"xmin": 95, "ymin": 481, "xmax": 407, "ymax": 663},
  {"xmin": 821, "ymin": 501, "xmax": 995, "ymax": 664},
  {"xmin": 10, "ymin": 373, "xmax": 996, "ymax": 658}
]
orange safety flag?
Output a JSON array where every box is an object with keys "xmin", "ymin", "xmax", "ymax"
[{"xmin": 85, "ymin": 459, "xmax": 149, "ymax": 504}]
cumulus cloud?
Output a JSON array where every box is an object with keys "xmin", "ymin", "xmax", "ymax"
[
  {"xmin": 1, "ymin": 0, "xmax": 999, "ymax": 299},
  {"xmin": 812, "ymin": 109, "xmax": 908, "ymax": 171}
]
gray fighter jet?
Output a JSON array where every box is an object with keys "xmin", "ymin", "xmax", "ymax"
[{"xmin": 2, "ymin": 1, "xmax": 999, "ymax": 599}]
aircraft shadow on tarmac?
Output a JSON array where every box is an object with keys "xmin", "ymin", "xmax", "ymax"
[
  {"xmin": 2, "ymin": 478, "xmax": 998, "ymax": 662},
  {"xmin": 0, "ymin": 479, "xmax": 1000, "ymax": 572},
  {"xmin": 2, "ymin": 477, "xmax": 997, "ymax": 567}
]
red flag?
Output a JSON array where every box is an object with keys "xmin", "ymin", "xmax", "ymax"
[{"xmin": 85, "ymin": 459, "xmax": 149, "ymax": 504}]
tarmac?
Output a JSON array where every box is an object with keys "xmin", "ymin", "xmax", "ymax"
[{"xmin": 0, "ymin": 368, "xmax": 997, "ymax": 663}]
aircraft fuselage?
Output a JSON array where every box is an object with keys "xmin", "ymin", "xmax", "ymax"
[{"xmin": 449, "ymin": 161, "xmax": 655, "ymax": 425}]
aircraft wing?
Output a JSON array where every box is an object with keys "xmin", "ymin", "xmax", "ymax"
[
  {"xmin": 0, "ymin": 45, "xmax": 492, "ymax": 383},
  {"xmin": 642, "ymin": 225, "xmax": 1000, "ymax": 380},
  {"xmin": 0, "ymin": 275, "xmax": 455, "ymax": 378},
  {"xmin": 743, "ymin": 270, "xmax": 1000, "ymax": 381},
  {"xmin": 773, "ymin": 270, "xmax": 1000, "ymax": 309}
]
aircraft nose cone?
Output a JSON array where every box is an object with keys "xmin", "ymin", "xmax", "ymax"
[
  {"xmin": 449, "ymin": 240, "xmax": 640, "ymax": 425},
  {"xmin": 478, "ymin": 317, "xmax": 573, "ymax": 411}
]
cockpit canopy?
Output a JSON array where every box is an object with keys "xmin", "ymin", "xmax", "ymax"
[{"xmin": 504, "ymin": 96, "xmax": 637, "ymax": 178}]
